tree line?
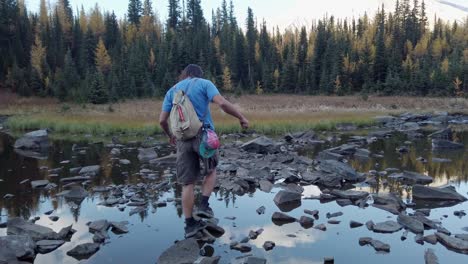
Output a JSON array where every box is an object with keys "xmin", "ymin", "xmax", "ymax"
[{"xmin": 0, "ymin": 0, "xmax": 467, "ymax": 103}]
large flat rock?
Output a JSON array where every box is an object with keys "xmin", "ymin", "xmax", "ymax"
[
  {"xmin": 397, "ymin": 214, "xmax": 424, "ymax": 234},
  {"xmin": 241, "ymin": 136, "xmax": 279, "ymax": 154},
  {"xmin": 7, "ymin": 217, "xmax": 60, "ymax": 241},
  {"xmin": 435, "ymin": 232, "xmax": 468, "ymax": 254},
  {"xmin": 157, "ymin": 238, "xmax": 199, "ymax": 264},
  {"xmin": 412, "ymin": 185, "xmax": 467, "ymax": 201},
  {"xmin": 0, "ymin": 235, "xmax": 36, "ymax": 260},
  {"xmin": 67, "ymin": 243, "xmax": 100, "ymax": 260},
  {"xmin": 388, "ymin": 171, "xmax": 433, "ymax": 185}
]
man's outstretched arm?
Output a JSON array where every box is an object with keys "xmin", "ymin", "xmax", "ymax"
[{"xmin": 212, "ymin": 95, "xmax": 249, "ymax": 129}]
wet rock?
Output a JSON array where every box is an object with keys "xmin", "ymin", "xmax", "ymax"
[
  {"xmin": 373, "ymin": 221, "xmax": 403, "ymax": 233},
  {"xmin": 371, "ymin": 193, "xmax": 406, "ymax": 215},
  {"xmin": 324, "ymin": 257, "xmax": 335, "ymax": 264},
  {"xmin": 30, "ymin": 180, "xmax": 49, "ymax": 188},
  {"xmin": 79, "ymin": 165, "xmax": 100, "ymax": 176},
  {"xmin": 455, "ymin": 234, "xmax": 468, "ymax": 241},
  {"xmin": 119, "ymin": 159, "xmax": 131, "ymax": 165},
  {"xmin": 256, "ymin": 206, "xmax": 266, "ymax": 215},
  {"xmin": 92, "ymin": 230, "xmax": 109, "ymax": 243},
  {"xmin": 328, "ymin": 220, "xmax": 340, "ymax": 225},
  {"xmin": 110, "ymin": 221, "xmax": 129, "ymax": 234},
  {"xmin": 58, "ymin": 225, "xmax": 74, "ymax": 240},
  {"xmin": 271, "ymin": 212, "xmax": 296, "ymax": 226},
  {"xmin": 239, "ymin": 256, "xmax": 266, "ymax": 264},
  {"xmin": 423, "ymin": 234, "xmax": 438, "ymax": 245},
  {"xmin": 59, "ymin": 176, "xmax": 91, "ymax": 183},
  {"xmin": 454, "ymin": 210, "xmax": 466, "ymax": 218},
  {"xmin": 36, "ymin": 240, "xmax": 65, "ymax": 254},
  {"xmin": 0, "ymin": 235, "xmax": 36, "ymax": 260},
  {"xmin": 424, "ymin": 248, "xmax": 439, "ymax": 264},
  {"xmin": 330, "ymin": 189, "xmax": 369, "ymax": 200},
  {"xmin": 273, "ymin": 190, "xmax": 301, "ymax": 212},
  {"xmin": 412, "ymin": 185, "xmax": 467, "ymax": 202},
  {"xmin": 258, "ymin": 180, "xmax": 273, "ymax": 193},
  {"xmin": 435, "ymin": 232, "xmax": 468, "ymax": 254},
  {"xmin": 3, "ymin": 194, "xmax": 14, "ymax": 199},
  {"xmin": 401, "ymin": 230, "xmax": 409, "ymax": 240},
  {"xmin": 299, "ymin": 216, "xmax": 314, "ymax": 228},
  {"xmin": 66, "ymin": 243, "xmax": 100, "ymax": 260},
  {"xmin": 366, "ymin": 221, "xmax": 375, "ymax": 231},
  {"xmin": 63, "ymin": 185, "xmax": 89, "ymax": 200},
  {"xmin": 263, "ymin": 241, "xmax": 275, "ymax": 251},
  {"xmin": 230, "ymin": 243, "xmax": 252, "ymax": 253},
  {"xmin": 317, "ymin": 160, "xmax": 359, "ymax": 181},
  {"xmin": 432, "ymin": 139, "xmax": 464, "ymax": 149},
  {"xmin": 432, "ymin": 158, "xmax": 451, "ymax": 163},
  {"xmin": 7, "ymin": 217, "xmax": 60, "ymax": 241},
  {"xmin": 359, "ymin": 237, "xmax": 390, "ymax": 252},
  {"xmin": 304, "ymin": 209, "xmax": 319, "ymax": 218},
  {"xmin": 326, "ymin": 212, "xmax": 343, "ymax": 219},
  {"xmin": 138, "ymin": 148, "xmax": 158, "ymax": 162},
  {"xmin": 129, "ymin": 206, "xmax": 146, "ymax": 216},
  {"xmin": 48, "ymin": 216, "xmax": 59, "ymax": 222},
  {"xmin": 88, "ymin": 220, "xmax": 110, "ymax": 233},
  {"xmin": 336, "ymin": 199, "xmax": 353, "ymax": 207},
  {"xmin": 241, "ymin": 136, "xmax": 278, "ymax": 154},
  {"xmin": 110, "ymin": 148, "xmax": 121, "ymax": 156},
  {"xmin": 397, "ymin": 214, "xmax": 424, "ymax": 234},
  {"xmin": 350, "ymin": 221, "xmax": 363, "ymax": 228},
  {"xmin": 314, "ymin": 224, "xmax": 327, "ymax": 231},
  {"xmin": 388, "ymin": 171, "xmax": 433, "ymax": 185},
  {"xmin": 14, "ymin": 130, "xmax": 49, "ymax": 150}
]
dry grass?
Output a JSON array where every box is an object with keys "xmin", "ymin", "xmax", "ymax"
[{"xmin": 2, "ymin": 91, "xmax": 468, "ymax": 136}]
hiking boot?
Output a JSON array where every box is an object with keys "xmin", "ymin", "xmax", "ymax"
[
  {"xmin": 196, "ymin": 204, "xmax": 214, "ymax": 219},
  {"xmin": 184, "ymin": 220, "xmax": 206, "ymax": 238}
]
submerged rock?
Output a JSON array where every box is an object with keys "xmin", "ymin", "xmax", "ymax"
[
  {"xmin": 0, "ymin": 235, "xmax": 36, "ymax": 260},
  {"xmin": 412, "ymin": 185, "xmax": 467, "ymax": 202},
  {"xmin": 424, "ymin": 249, "xmax": 439, "ymax": 264},
  {"xmin": 330, "ymin": 189, "xmax": 369, "ymax": 200},
  {"xmin": 371, "ymin": 193, "xmax": 406, "ymax": 215},
  {"xmin": 241, "ymin": 136, "xmax": 278, "ymax": 154},
  {"xmin": 388, "ymin": 171, "xmax": 433, "ymax": 185},
  {"xmin": 359, "ymin": 237, "xmax": 390, "ymax": 252},
  {"xmin": 435, "ymin": 232, "xmax": 468, "ymax": 254},
  {"xmin": 36, "ymin": 240, "xmax": 65, "ymax": 254},
  {"xmin": 372, "ymin": 221, "xmax": 403, "ymax": 234},
  {"xmin": 397, "ymin": 214, "xmax": 424, "ymax": 234},
  {"xmin": 67, "ymin": 243, "xmax": 100, "ymax": 260},
  {"xmin": 7, "ymin": 217, "xmax": 60, "ymax": 241},
  {"xmin": 271, "ymin": 212, "xmax": 296, "ymax": 226}
]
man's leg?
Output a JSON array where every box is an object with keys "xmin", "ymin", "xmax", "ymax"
[
  {"xmin": 182, "ymin": 184, "xmax": 195, "ymax": 219},
  {"xmin": 202, "ymin": 170, "xmax": 216, "ymax": 197}
]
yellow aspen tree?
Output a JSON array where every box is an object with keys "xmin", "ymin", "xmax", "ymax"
[
  {"xmin": 89, "ymin": 4, "xmax": 105, "ymax": 37},
  {"xmin": 79, "ymin": 5, "xmax": 87, "ymax": 33},
  {"xmin": 222, "ymin": 66, "xmax": 233, "ymax": 92},
  {"xmin": 95, "ymin": 38, "xmax": 112, "ymax": 74},
  {"xmin": 31, "ymin": 34, "xmax": 46, "ymax": 78}
]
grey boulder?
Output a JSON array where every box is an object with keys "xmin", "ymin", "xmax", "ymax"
[
  {"xmin": 7, "ymin": 217, "xmax": 60, "ymax": 241},
  {"xmin": 435, "ymin": 232, "xmax": 468, "ymax": 254},
  {"xmin": 241, "ymin": 136, "xmax": 279, "ymax": 154},
  {"xmin": 412, "ymin": 185, "xmax": 467, "ymax": 202},
  {"xmin": 157, "ymin": 238, "xmax": 199, "ymax": 264},
  {"xmin": 432, "ymin": 139, "xmax": 464, "ymax": 149},
  {"xmin": 66, "ymin": 243, "xmax": 100, "ymax": 260},
  {"xmin": 138, "ymin": 148, "xmax": 158, "ymax": 162},
  {"xmin": 30, "ymin": 180, "xmax": 50, "ymax": 189},
  {"xmin": 372, "ymin": 221, "xmax": 403, "ymax": 233},
  {"xmin": 0, "ymin": 235, "xmax": 36, "ymax": 260},
  {"xmin": 388, "ymin": 171, "xmax": 433, "ymax": 185},
  {"xmin": 397, "ymin": 214, "xmax": 424, "ymax": 234},
  {"xmin": 36, "ymin": 240, "xmax": 65, "ymax": 254}
]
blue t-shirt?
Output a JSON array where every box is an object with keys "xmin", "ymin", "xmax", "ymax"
[{"xmin": 162, "ymin": 77, "xmax": 221, "ymax": 130}]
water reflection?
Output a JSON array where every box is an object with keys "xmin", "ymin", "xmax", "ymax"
[{"xmin": 0, "ymin": 131, "xmax": 467, "ymax": 264}]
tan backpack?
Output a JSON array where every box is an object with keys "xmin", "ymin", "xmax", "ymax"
[{"xmin": 169, "ymin": 79, "xmax": 203, "ymax": 141}]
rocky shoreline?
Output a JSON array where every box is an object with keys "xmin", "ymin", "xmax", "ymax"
[{"xmin": 1, "ymin": 112, "xmax": 468, "ymax": 263}]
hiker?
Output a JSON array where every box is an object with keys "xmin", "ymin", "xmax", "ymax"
[{"xmin": 159, "ymin": 64, "xmax": 249, "ymax": 238}]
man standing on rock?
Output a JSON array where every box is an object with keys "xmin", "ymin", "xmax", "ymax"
[{"xmin": 159, "ymin": 64, "xmax": 249, "ymax": 238}]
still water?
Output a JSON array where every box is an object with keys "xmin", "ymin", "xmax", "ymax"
[{"xmin": 0, "ymin": 130, "xmax": 467, "ymax": 264}]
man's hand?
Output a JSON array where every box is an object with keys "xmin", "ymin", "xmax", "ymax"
[
  {"xmin": 240, "ymin": 117, "xmax": 249, "ymax": 130},
  {"xmin": 169, "ymin": 135, "xmax": 177, "ymax": 146}
]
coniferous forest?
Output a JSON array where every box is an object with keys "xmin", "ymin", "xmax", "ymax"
[{"xmin": 0, "ymin": 0, "xmax": 467, "ymax": 104}]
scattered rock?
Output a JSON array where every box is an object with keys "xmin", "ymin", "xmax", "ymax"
[
  {"xmin": 66, "ymin": 243, "xmax": 100, "ymax": 260},
  {"xmin": 330, "ymin": 189, "xmax": 369, "ymax": 200},
  {"xmin": 256, "ymin": 206, "xmax": 266, "ymax": 215},
  {"xmin": 88, "ymin": 220, "xmax": 110, "ymax": 233},
  {"xmin": 241, "ymin": 136, "xmax": 278, "ymax": 154},
  {"xmin": 0, "ymin": 235, "xmax": 36, "ymax": 260},
  {"xmin": 30, "ymin": 180, "xmax": 49, "ymax": 188},
  {"xmin": 366, "ymin": 221, "xmax": 375, "ymax": 231},
  {"xmin": 299, "ymin": 216, "xmax": 314, "ymax": 228},
  {"xmin": 372, "ymin": 193, "xmax": 406, "ymax": 215},
  {"xmin": 14, "ymin": 130, "xmax": 49, "ymax": 151},
  {"xmin": 230, "ymin": 243, "xmax": 252, "ymax": 253},
  {"xmin": 435, "ymin": 232, "xmax": 468, "ymax": 254},
  {"xmin": 110, "ymin": 221, "xmax": 129, "ymax": 234},
  {"xmin": 423, "ymin": 234, "xmax": 438, "ymax": 245},
  {"xmin": 7, "ymin": 217, "xmax": 60, "ymax": 241},
  {"xmin": 373, "ymin": 221, "xmax": 403, "ymax": 234},
  {"xmin": 273, "ymin": 190, "xmax": 301, "ymax": 212},
  {"xmin": 314, "ymin": 224, "xmax": 327, "ymax": 231},
  {"xmin": 258, "ymin": 180, "xmax": 273, "ymax": 193},
  {"xmin": 48, "ymin": 216, "xmax": 59, "ymax": 222},
  {"xmin": 328, "ymin": 220, "xmax": 340, "ymax": 225},
  {"xmin": 424, "ymin": 248, "xmax": 439, "ymax": 264},
  {"xmin": 432, "ymin": 139, "xmax": 464, "ymax": 149},
  {"xmin": 359, "ymin": 237, "xmax": 390, "ymax": 252},
  {"xmin": 350, "ymin": 221, "xmax": 363, "ymax": 228},
  {"xmin": 263, "ymin": 241, "xmax": 275, "ymax": 251},
  {"xmin": 318, "ymin": 160, "xmax": 360, "ymax": 181},
  {"xmin": 271, "ymin": 212, "xmax": 296, "ymax": 226},
  {"xmin": 36, "ymin": 240, "xmax": 65, "ymax": 254},
  {"xmin": 63, "ymin": 185, "xmax": 89, "ymax": 200},
  {"xmin": 79, "ymin": 165, "xmax": 100, "ymax": 176},
  {"xmin": 397, "ymin": 214, "xmax": 424, "ymax": 234},
  {"xmin": 412, "ymin": 185, "xmax": 467, "ymax": 202},
  {"xmin": 388, "ymin": 171, "xmax": 433, "ymax": 185},
  {"xmin": 326, "ymin": 212, "xmax": 343, "ymax": 219}
]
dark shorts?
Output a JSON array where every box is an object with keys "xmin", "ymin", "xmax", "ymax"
[{"xmin": 176, "ymin": 132, "xmax": 218, "ymax": 185}]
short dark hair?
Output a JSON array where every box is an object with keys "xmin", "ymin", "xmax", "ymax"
[{"xmin": 179, "ymin": 64, "xmax": 204, "ymax": 81}]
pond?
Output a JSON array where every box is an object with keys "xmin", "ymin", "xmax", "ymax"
[{"xmin": 0, "ymin": 130, "xmax": 467, "ymax": 264}]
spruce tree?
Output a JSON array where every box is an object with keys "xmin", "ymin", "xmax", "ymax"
[{"xmin": 128, "ymin": 0, "xmax": 143, "ymax": 25}]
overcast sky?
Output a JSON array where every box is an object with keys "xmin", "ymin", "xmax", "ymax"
[{"xmin": 25, "ymin": 0, "xmax": 467, "ymax": 30}]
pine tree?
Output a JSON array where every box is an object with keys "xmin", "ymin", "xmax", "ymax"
[
  {"xmin": 128, "ymin": 0, "xmax": 143, "ymax": 25},
  {"xmin": 374, "ymin": 5, "xmax": 387, "ymax": 84},
  {"xmin": 167, "ymin": 0, "xmax": 181, "ymax": 29},
  {"xmin": 88, "ymin": 72, "xmax": 109, "ymax": 104},
  {"xmin": 246, "ymin": 7, "xmax": 257, "ymax": 89}
]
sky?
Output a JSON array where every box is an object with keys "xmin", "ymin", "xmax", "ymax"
[{"xmin": 25, "ymin": 0, "xmax": 468, "ymax": 30}]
